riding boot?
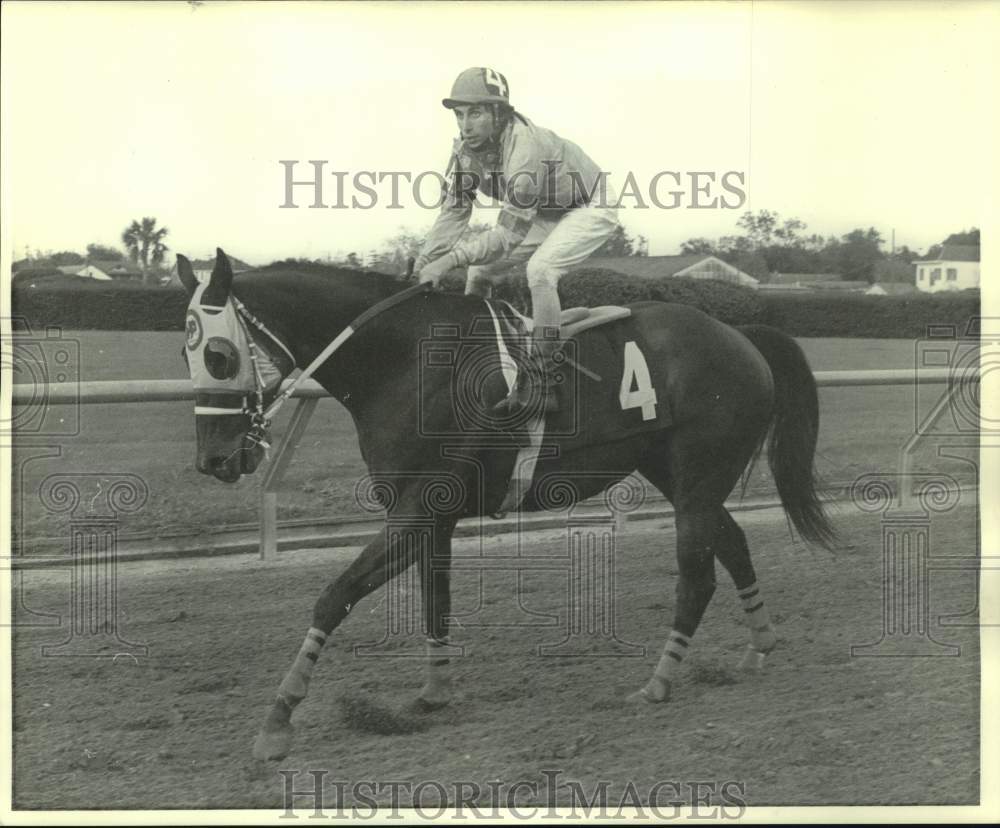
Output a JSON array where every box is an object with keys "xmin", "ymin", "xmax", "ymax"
[
  {"xmin": 528, "ymin": 283, "xmax": 563, "ymax": 413},
  {"xmin": 530, "ymin": 332, "xmax": 561, "ymax": 413},
  {"xmin": 492, "ymin": 281, "xmax": 562, "ymax": 415},
  {"xmin": 492, "ymin": 347, "xmax": 560, "ymax": 415},
  {"xmin": 493, "ymin": 329, "xmax": 562, "ymax": 415}
]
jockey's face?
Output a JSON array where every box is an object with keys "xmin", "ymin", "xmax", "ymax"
[{"xmin": 453, "ymin": 104, "xmax": 494, "ymax": 149}]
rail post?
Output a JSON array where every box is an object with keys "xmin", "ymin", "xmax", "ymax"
[{"xmin": 259, "ymin": 398, "xmax": 319, "ymax": 560}]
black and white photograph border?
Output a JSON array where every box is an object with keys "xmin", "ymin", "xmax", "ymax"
[{"xmin": 1, "ymin": 0, "xmax": 998, "ymax": 824}]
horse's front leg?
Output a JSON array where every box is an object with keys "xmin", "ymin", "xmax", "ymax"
[
  {"xmin": 414, "ymin": 518, "xmax": 457, "ymax": 711},
  {"xmin": 253, "ymin": 526, "xmax": 414, "ymax": 760}
]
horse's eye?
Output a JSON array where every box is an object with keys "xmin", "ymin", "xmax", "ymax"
[{"xmin": 204, "ymin": 338, "xmax": 241, "ymax": 380}]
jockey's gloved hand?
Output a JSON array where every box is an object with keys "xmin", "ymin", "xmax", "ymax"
[{"xmin": 417, "ymin": 251, "xmax": 460, "ymax": 287}]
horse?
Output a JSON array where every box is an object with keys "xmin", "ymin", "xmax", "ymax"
[{"xmin": 176, "ymin": 249, "xmax": 834, "ymax": 760}]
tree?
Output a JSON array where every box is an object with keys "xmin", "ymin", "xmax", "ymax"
[
  {"xmin": 49, "ymin": 250, "xmax": 85, "ymax": 265},
  {"xmin": 86, "ymin": 243, "xmax": 125, "ymax": 261},
  {"xmin": 925, "ymin": 227, "xmax": 980, "ymax": 260},
  {"xmin": 592, "ymin": 224, "xmax": 642, "ymax": 258},
  {"xmin": 121, "ymin": 217, "xmax": 169, "ymax": 284},
  {"xmin": 943, "ymin": 228, "xmax": 979, "ymax": 246},
  {"xmin": 680, "ymin": 237, "xmax": 716, "ymax": 255},
  {"xmin": 801, "ymin": 233, "xmax": 828, "ymax": 253},
  {"xmin": 736, "ymin": 209, "xmax": 780, "ymax": 249},
  {"xmin": 368, "ymin": 226, "xmax": 428, "ymax": 275},
  {"xmin": 773, "ymin": 217, "xmax": 806, "ymax": 246},
  {"xmin": 836, "ymin": 228, "xmax": 884, "ymax": 283},
  {"xmin": 369, "ymin": 221, "xmax": 492, "ymax": 276}
]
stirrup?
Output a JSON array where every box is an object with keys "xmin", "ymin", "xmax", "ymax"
[
  {"xmin": 492, "ymin": 350, "xmax": 560, "ymax": 415},
  {"xmin": 491, "ymin": 384, "xmax": 558, "ymax": 415}
]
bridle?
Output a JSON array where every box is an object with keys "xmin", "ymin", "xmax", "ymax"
[
  {"xmin": 194, "ymin": 281, "xmax": 433, "ymax": 455},
  {"xmin": 232, "ymin": 297, "xmax": 297, "ymax": 454}
]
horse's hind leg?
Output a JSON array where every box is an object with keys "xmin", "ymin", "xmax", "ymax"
[
  {"xmin": 631, "ymin": 424, "xmax": 765, "ymax": 703},
  {"xmin": 713, "ymin": 508, "xmax": 777, "ymax": 670},
  {"xmin": 628, "ymin": 506, "xmax": 719, "ymax": 703}
]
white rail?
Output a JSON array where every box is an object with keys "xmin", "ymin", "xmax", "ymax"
[
  {"xmin": 7, "ymin": 368, "xmax": 963, "ymax": 406},
  {"xmin": 10, "ymin": 368, "xmax": 976, "ymax": 558}
]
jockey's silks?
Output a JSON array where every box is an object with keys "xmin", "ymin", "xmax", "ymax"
[{"xmin": 415, "ymin": 115, "xmax": 610, "ymax": 272}]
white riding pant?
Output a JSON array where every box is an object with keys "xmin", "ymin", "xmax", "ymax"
[{"xmin": 466, "ymin": 196, "xmax": 621, "ymax": 295}]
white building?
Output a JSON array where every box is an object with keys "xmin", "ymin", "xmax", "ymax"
[
  {"xmin": 165, "ymin": 255, "xmax": 254, "ymax": 286},
  {"xmin": 915, "ymin": 244, "xmax": 980, "ymax": 293},
  {"xmin": 72, "ymin": 264, "xmax": 113, "ymax": 281},
  {"xmin": 575, "ymin": 254, "xmax": 759, "ymax": 288}
]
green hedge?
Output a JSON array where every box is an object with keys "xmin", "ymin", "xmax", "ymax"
[
  {"xmin": 12, "ymin": 283, "xmax": 188, "ymax": 331},
  {"xmin": 11, "ymin": 274, "xmax": 980, "ymax": 338},
  {"xmin": 759, "ymin": 291, "xmax": 981, "ymax": 338},
  {"xmin": 448, "ymin": 266, "xmax": 768, "ymax": 326}
]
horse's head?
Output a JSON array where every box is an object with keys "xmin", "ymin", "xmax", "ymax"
[{"xmin": 178, "ymin": 249, "xmax": 294, "ymax": 482}]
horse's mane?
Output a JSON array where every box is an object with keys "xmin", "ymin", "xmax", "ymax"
[
  {"xmin": 235, "ymin": 259, "xmax": 412, "ymax": 296},
  {"xmin": 250, "ymin": 260, "xmax": 407, "ymax": 291},
  {"xmin": 230, "ymin": 261, "xmax": 412, "ymax": 330}
]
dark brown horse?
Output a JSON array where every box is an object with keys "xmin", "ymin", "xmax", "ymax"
[{"xmin": 176, "ymin": 249, "xmax": 834, "ymax": 760}]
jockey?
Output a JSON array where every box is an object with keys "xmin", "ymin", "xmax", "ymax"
[{"xmin": 414, "ymin": 67, "xmax": 620, "ymax": 412}]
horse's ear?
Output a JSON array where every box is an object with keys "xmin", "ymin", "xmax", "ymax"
[
  {"xmin": 202, "ymin": 247, "xmax": 234, "ymax": 305},
  {"xmin": 176, "ymin": 254, "xmax": 198, "ymax": 296}
]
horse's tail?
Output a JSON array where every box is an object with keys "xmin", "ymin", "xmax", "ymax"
[{"xmin": 739, "ymin": 324, "xmax": 837, "ymax": 549}]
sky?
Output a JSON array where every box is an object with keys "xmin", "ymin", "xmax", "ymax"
[{"xmin": 1, "ymin": 0, "xmax": 996, "ymax": 266}]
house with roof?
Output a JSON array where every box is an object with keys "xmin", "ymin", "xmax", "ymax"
[
  {"xmin": 915, "ymin": 244, "xmax": 980, "ymax": 293},
  {"xmin": 164, "ymin": 255, "xmax": 254, "ymax": 286},
  {"xmin": 80, "ymin": 260, "xmax": 145, "ymax": 281},
  {"xmin": 53, "ymin": 262, "xmax": 131, "ymax": 281},
  {"xmin": 576, "ymin": 255, "xmax": 759, "ymax": 288},
  {"xmin": 13, "ymin": 257, "xmax": 149, "ymax": 283},
  {"xmin": 55, "ymin": 264, "xmax": 104, "ymax": 279}
]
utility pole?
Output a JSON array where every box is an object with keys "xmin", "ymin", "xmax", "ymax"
[{"xmin": 891, "ymin": 228, "xmax": 896, "ymax": 257}]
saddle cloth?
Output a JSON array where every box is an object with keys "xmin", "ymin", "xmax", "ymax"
[{"xmin": 484, "ymin": 300, "xmax": 673, "ymax": 514}]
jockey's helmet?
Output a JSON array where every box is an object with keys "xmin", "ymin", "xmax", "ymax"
[{"xmin": 442, "ymin": 67, "xmax": 511, "ymax": 109}]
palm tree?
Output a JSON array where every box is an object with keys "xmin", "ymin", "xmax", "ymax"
[{"xmin": 121, "ymin": 217, "xmax": 169, "ymax": 284}]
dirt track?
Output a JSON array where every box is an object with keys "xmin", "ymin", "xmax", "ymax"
[{"xmin": 11, "ymin": 503, "xmax": 980, "ymax": 810}]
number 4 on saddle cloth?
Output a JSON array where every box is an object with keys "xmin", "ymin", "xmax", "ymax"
[{"xmin": 418, "ymin": 300, "xmax": 674, "ymax": 516}]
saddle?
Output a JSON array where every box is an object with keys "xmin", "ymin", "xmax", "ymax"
[
  {"xmin": 485, "ymin": 302, "xmax": 633, "ymax": 517},
  {"xmin": 503, "ymin": 304, "xmax": 632, "ymax": 340}
]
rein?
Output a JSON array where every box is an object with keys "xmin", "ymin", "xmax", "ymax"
[{"xmin": 234, "ymin": 281, "xmax": 433, "ymax": 450}]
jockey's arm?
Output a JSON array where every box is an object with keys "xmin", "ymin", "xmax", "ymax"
[
  {"xmin": 452, "ymin": 197, "xmax": 535, "ymax": 268},
  {"xmin": 418, "ymin": 137, "xmax": 543, "ymax": 283},
  {"xmin": 414, "ymin": 150, "xmax": 476, "ymax": 277},
  {"xmin": 414, "ymin": 199, "xmax": 473, "ymax": 277}
]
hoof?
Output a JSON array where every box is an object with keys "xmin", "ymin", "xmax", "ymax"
[
  {"xmin": 252, "ymin": 722, "xmax": 294, "ymax": 760},
  {"xmin": 407, "ymin": 696, "xmax": 450, "ymax": 715},
  {"xmin": 626, "ymin": 678, "xmax": 670, "ymax": 704},
  {"xmin": 739, "ymin": 645, "xmax": 771, "ymax": 672}
]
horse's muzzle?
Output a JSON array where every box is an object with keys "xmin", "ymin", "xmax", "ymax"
[
  {"xmin": 197, "ymin": 453, "xmax": 242, "ymax": 483},
  {"xmin": 197, "ymin": 439, "xmax": 264, "ymax": 482},
  {"xmin": 195, "ymin": 413, "xmax": 266, "ymax": 482}
]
